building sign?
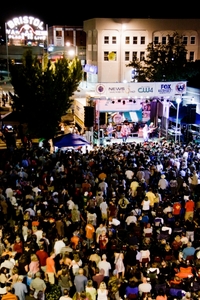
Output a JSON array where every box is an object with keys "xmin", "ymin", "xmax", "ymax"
[
  {"xmin": 95, "ymin": 82, "xmax": 187, "ymax": 98},
  {"xmin": 6, "ymin": 16, "xmax": 47, "ymax": 41}
]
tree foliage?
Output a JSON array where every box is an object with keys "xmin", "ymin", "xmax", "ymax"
[
  {"xmin": 127, "ymin": 32, "xmax": 200, "ymax": 83},
  {"xmin": 9, "ymin": 49, "xmax": 83, "ymax": 139}
]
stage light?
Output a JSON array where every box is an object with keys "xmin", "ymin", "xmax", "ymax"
[
  {"xmin": 118, "ymin": 99, "xmax": 121, "ymax": 102},
  {"xmin": 129, "ymin": 99, "xmax": 132, "ymax": 102},
  {"xmin": 123, "ymin": 100, "xmax": 126, "ymax": 105},
  {"xmin": 133, "ymin": 100, "xmax": 136, "ymax": 103},
  {"xmin": 112, "ymin": 100, "xmax": 115, "ymax": 104}
]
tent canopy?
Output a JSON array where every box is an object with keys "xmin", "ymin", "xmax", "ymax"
[{"xmin": 53, "ymin": 133, "xmax": 90, "ymax": 148}]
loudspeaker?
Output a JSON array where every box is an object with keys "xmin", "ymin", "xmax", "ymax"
[
  {"xmin": 100, "ymin": 112, "xmax": 106, "ymax": 125},
  {"xmin": 84, "ymin": 106, "xmax": 94, "ymax": 127},
  {"xmin": 186, "ymin": 104, "xmax": 196, "ymax": 124}
]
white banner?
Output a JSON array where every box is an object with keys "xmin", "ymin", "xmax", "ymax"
[{"xmin": 95, "ymin": 82, "xmax": 187, "ymax": 98}]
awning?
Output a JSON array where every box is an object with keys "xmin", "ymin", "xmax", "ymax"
[{"xmin": 123, "ymin": 110, "xmax": 142, "ymax": 122}]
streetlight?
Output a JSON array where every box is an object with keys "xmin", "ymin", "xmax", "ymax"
[
  {"xmin": 66, "ymin": 42, "xmax": 78, "ymax": 57},
  {"xmin": 175, "ymin": 96, "xmax": 182, "ymax": 143}
]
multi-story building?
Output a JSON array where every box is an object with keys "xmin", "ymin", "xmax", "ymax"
[
  {"xmin": 48, "ymin": 25, "xmax": 86, "ymax": 62},
  {"xmin": 83, "ymin": 18, "xmax": 200, "ymax": 83}
]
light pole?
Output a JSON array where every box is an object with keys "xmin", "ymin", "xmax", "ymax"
[
  {"xmin": 5, "ymin": 22, "xmax": 9, "ymax": 77},
  {"xmin": 175, "ymin": 96, "xmax": 182, "ymax": 143}
]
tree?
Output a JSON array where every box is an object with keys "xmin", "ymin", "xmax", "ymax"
[
  {"xmin": 9, "ymin": 49, "xmax": 83, "ymax": 139},
  {"xmin": 127, "ymin": 32, "xmax": 200, "ymax": 83}
]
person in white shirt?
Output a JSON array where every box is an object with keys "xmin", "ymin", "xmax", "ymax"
[
  {"xmin": 54, "ymin": 238, "xmax": 66, "ymax": 256},
  {"xmin": 138, "ymin": 277, "xmax": 152, "ymax": 295},
  {"xmin": 67, "ymin": 197, "xmax": 75, "ymax": 211},
  {"xmin": 0, "ymin": 254, "xmax": 14, "ymax": 274},
  {"xmin": 98, "ymin": 254, "xmax": 111, "ymax": 283},
  {"xmin": 5, "ymin": 186, "xmax": 13, "ymax": 200},
  {"xmin": 125, "ymin": 169, "xmax": 134, "ymax": 182},
  {"xmin": 99, "ymin": 199, "xmax": 108, "ymax": 222},
  {"xmin": 59, "ymin": 289, "xmax": 72, "ymax": 300},
  {"xmin": 98, "ymin": 179, "xmax": 108, "ymax": 197},
  {"xmin": 125, "ymin": 212, "xmax": 137, "ymax": 228},
  {"xmin": 158, "ymin": 174, "xmax": 169, "ymax": 192}
]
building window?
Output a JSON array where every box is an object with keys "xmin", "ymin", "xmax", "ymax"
[
  {"xmin": 125, "ymin": 51, "xmax": 130, "ymax": 61},
  {"xmin": 105, "ymin": 51, "xmax": 117, "ymax": 61},
  {"xmin": 162, "ymin": 36, "xmax": 166, "ymax": 44},
  {"xmin": 190, "ymin": 36, "xmax": 196, "ymax": 44},
  {"xmin": 111, "ymin": 51, "xmax": 117, "ymax": 60},
  {"xmin": 141, "ymin": 36, "xmax": 145, "ymax": 44},
  {"xmin": 104, "ymin": 51, "xmax": 109, "ymax": 61},
  {"xmin": 56, "ymin": 30, "xmax": 62, "ymax": 37},
  {"xmin": 189, "ymin": 51, "xmax": 194, "ymax": 61},
  {"xmin": 132, "ymin": 51, "xmax": 137, "ymax": 60},
  {"xmin": 169, "ymin": 36, "xmax": 174, "ymax": 43},
  {"xmin": 154, "ymin": 36, "xmax": 159, "ymax": 44},
  {"xmin": 125, "ymin": 36, "xmax": 130, "ymax": 44},
  {"xmin": 104, "ymin": 36, "xmax": 109, "ymax": 44},
  {"xmin": 133, "ymin": 36, "xmax": 138, "ymax": 44},
  {"xmin": 112, "ymin": 36, "xmax": 117, "ymax": 44},
  {"xmin": 183, "ymin": 36, "xmax": 188, "ymax": 45},
  {"xmin": 140, "ymin": 51, "xmax": 145, "ymax": 61}
]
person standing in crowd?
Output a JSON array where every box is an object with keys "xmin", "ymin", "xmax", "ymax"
[
  {"xmin": 30, "ymin": 271, "xmax": 46, "ymax": 299},
  {"xmin": 74, "ymin": 268, "xmax": 88, "ymax": 293},
  {"xmin": 13, "ymin": 275, "xmax": 28, "ymax": 300},
  {"xmin": 98, "ymin": 255, "xmax": 111, "ymax": 285},
  {"xmin": 2, "ymin": 286, "xmax": 18, "ymax": 300},
  {"xmin": 45, "ymin": 251, "xmax": 56, "ymax": 284}
]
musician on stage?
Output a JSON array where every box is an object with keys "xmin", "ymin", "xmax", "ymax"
[
  {"xmin": 106, "ymin": 123, "xmax": 114, "ymax": 138},
  {"xmin": 143, "ymin": 124, "xmax": 149, "ymax": 142},
  {"xmin": 149, "ymin": 122, "xmax": 156, "ymax": 139},
  {"xmin": 121, "ymin": 124, "xmax": 129, "ymax": 142}
]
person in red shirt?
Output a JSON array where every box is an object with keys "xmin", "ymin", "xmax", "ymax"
[
  {"xmin": 36, "ymin": 245, "xmax": 49, "ymax": 273},
  {"xmin": 13, "ymin": 236, "xmax": 23, "ymax": 255},
  {"xmin": 172, "ymin": 201, "xmax": 182, "ymax": 220},
  {"xmin": 185, "ymin": 197, "xmax": 195, "ymax": 221},
  {"xmin": 99, "ymin": 230, "xmax": 108, "ymax": 255}
]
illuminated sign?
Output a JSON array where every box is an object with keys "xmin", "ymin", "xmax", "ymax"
[{"xmin": 6, "ymin": 16, "xmax": 47, "ymax": 41}]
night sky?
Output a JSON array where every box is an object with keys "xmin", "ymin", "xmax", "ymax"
[{"xmin": 0, "ymin": 1, "xmax": 199, "ymax": 28}]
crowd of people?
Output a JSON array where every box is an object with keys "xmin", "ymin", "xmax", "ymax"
[{"xmin": 0, "ymin": 137, "xmax": 199, "ymax": 300}]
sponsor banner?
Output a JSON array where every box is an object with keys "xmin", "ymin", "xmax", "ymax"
[{"xmin": 95, "ymin": 82, "xmax": 187, "ymax": 98}]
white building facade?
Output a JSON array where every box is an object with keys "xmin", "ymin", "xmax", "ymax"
[{"xmin": 83, "ymin": 18, "xmax": 200, "ymax": 83}]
